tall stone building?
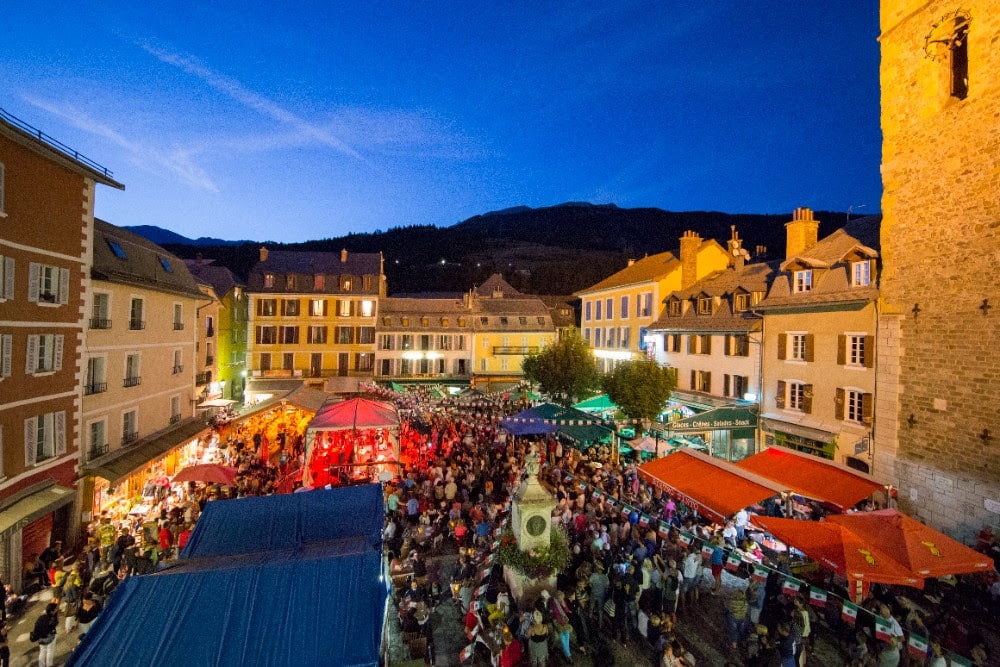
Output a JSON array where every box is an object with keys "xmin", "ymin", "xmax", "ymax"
[{"xmin": 876, "ymin": 1, "xmax": 999, "ymax": 540}]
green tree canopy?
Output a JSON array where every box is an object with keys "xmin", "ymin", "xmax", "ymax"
[
  {"xmin": 601, "ymin": 359, "xmax": 677, "ymax": 422},
  {"xmin": 522, "ymin": 330, "xmax": 600, "ymax": 406}
]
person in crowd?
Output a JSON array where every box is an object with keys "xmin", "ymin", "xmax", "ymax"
[
  {"xmin": 31, "ymin": 602, "xmax": 58, "ymax": 667},
  {"xmin": 526, "ymin": 610, "xmax": 549, "ymax": 667},
  {"xmin": 76, "ymin": 590, "xmax": 103, "ymax": 636}
]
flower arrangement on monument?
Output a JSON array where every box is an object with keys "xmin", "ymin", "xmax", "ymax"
[{"xmin": 497, "ymin": 526, "xmax": 571, "ymax": 579}]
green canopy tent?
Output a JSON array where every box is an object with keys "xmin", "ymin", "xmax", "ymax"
[{"xmin": 573, "ymin": 394, "xmax": 619, "ymax": 415}]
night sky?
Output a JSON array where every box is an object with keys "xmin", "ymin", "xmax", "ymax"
[{"xmin": 2, "ymin": 2, "xmax": 882, "ymax": 242}]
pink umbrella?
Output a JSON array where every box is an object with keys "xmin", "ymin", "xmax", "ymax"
[{"xmin": 172, "ymin": 464, "xmax": 238, "ymax": 485}]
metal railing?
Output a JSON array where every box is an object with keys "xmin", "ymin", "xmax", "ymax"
[
  {"xmin": 173, "ymin": 322, "xmax": 185, "ymax": 330},
  {"xmin": 492, "ymin": 346, "xmax": 540, "ymax": 355},
  {"xmin": 195, "ymin": 372, "xmax": 211, "ymax": 386},
  {"xmin": 83, "ymin": 382, "xmax": 107, "ymax": 396},
  {"xmin": 169, "ymin": 413, "xmax": 182, "ymax": 424},
  {"xmin": 88, "ymin": 443, "xmax": 109, "ymax": 460},
  {"xmin": 123, "ymin": 376, "xmax": 142, "ymax": 388},
  {"xmin": 128, "ymin": 319, "xmax": 145, "ymax": 330},
  {"xmin": 172, "ymin": 365, "xmax": 183, "ymax": 374},
  {"xmin": 121, "ymin": 431, "xmax": 139, "ymax": 446},
  {"xmin": 89, "ymin": 318, "xmax": 112, "ymax": 330},
  {"xmin": 0, "ymin": 108, "xmax": 116, "ymax": 179}
]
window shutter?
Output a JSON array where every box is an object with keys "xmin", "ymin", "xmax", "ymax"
[
  {"xmin": 322, "ymin": 300, "xmax": 328, "ymax": 316},
  {"xmin": 723, "ymin": 335, "xmax": 731, "ymax": 356},
  {"xmin": 804, "ymin": 334, "xmax": 815, "ymax": 362},
  {"xmin": 864, "ymin": 336, "xmax": 875, "ymax": 368},
  {"xmin": 687, "ymin": 335, "xmax": 694, "ymax": 354},
  {"xmin": 704, "ymin": 336, "xmax": 711, "ymax": 355},
  {"xmin": 777, "ymin": 333, "xmax": 787, "ymax": 360},
  {"xmin": 862, "ymin": 392, "xmax": 874, "ymax": 425},
  {"xmin": 53, "ymin": 335, "xmax": 63, "ymax": 371},
  {"xmin": 724, "ymin": 374, "xmax": 731, "ymax": 397},
  {"xmin": 58, "ymin": 268, "xmax": 70, "ymax": 304},
  {"xmin": 690, "ymin": 370, "xmax": 695, "ymax": 390},
  {"xmin": 776, "ymin": 381, "xmax": 786, "ymax": 409},
  {"xmin": 704, "ymin": 372, "xmax": 711, "ymax": 393},
  {"xmin": 835, "ymin": 388, "xmax": 845, "ymax": 420},
  {"xmin": 837, "ymin": 335, "xmax": 847, "ymax": 365},
  {"xmin": 0, "ymin": 335, "xmax": 10, "ymax": 377},
  {"xmin": 55, "ymin": 411, "xmax": 66, "ymax": 455},
  {"xmin": 802, "ymin": 384, "xmax": 813, "ymax": 414},
  {"xmin": 3, "ymin": 257, "xmax": 13, "ymax": 300},
  {"xmin": 25, "ymin": 335, "xmax": 37, "ymax": 374},
  {"xmin": 28, "ymin": 262, "xmax": 40, "ymax": 302},
  {"xmin": 24, "ymin": 416, "xmax": 37, "ymax": 466}
]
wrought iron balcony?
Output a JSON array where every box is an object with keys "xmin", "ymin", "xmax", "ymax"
[
  {"xmin": 83, "ymin": 382, "xmax": 107, "ymax": 396},
  {"xmin": 129, "ymin": 319, "xmax": 145, "ymax": 330},
  {"xmin": 123, "ymin": 376, "xmax": 142, "ymax": 388},
  {"xmin": 173, "ymin": 322, "xmax": 185, "ymax": 330},
  {"xmin": 88, "ymin": 443, "xmax": 109, "ymax": 460},
  {"xmin": 169, "ymin": 413, "xmax": 182, "ymax": 424},
  {"xmin": 172, "ymin": 365, "xmax": 183, "ymax": 374},
  {"xmin": 122, "ymin": 431, "xmax": 139, "ymax": 446},
  {"xmin": 492, "ymin": 346, "xmax": 540, "ymax": 355},
  {"xmin": 89, "ymin": 318, "xmax": 112, "ymax": 330},
  {"xmin": 195, "ymin": 372, "xmax": 211, "ymax": 386}
]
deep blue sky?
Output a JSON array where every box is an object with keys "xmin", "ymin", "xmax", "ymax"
[{"xmin": 2, "ymin": 2, "xmax": 882, "ymax": 243}]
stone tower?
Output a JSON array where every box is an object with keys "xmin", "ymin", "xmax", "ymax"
[{"xmin": 876, "ymin": 0, "xmax": 1000, "ymax": 541}]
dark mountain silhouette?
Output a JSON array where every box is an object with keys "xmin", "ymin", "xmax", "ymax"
[
  {"xmin": 146, "ymin": 203, "xmax": 856, "ymax": 296},
  {"xmin": 123, "ymin": 225, "xmax": 247, "ymax": 247}
]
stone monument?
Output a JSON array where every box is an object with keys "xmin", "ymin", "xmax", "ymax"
[{"xmin": 504, "ymin": 444, "xmax": 558, "ymax": 604}]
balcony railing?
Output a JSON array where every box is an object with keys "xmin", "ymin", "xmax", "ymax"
[
  {"xmin": 195, "ymin": 372, "xmax": 211, "ymax": 386},
  {"xmin": 173, "ymin": 322, "xmax": 185, "ymax": 330},
  {"xmin": 123, "ymin": 376, "xmax": 142, "ymax": 388},
  {"xmin": 169, "ymin": 413, "xmax": 182, "ymax": 424},
  {"xmin": 88, "ymin": 443, "xmax": 109, "ymax": 460},
  {"xmin": 205, "ymin": 356, "xmax": 215, "ymax": 365},
  {"xmin": 0, "ymin": 107, "xmax": 116, "ymax": 179},
  {"xmin": 122, "ymin": 431, "xmax": 139, "ymax": 446},
  {"xmin": 129, "ymin": 319, "xmax": 145, "ymax": 330},
  {"xmin": 83, "ymin": 382, "xmax": 107, "ymax": 396},
  {"xmin": 39, "ymin": 291, "xmax": 58, "ymax": 304},
  {"xmin": 89, "ymin": 318, "xmax": 112, "ymax": 330},
  {"xmin": 173, "ymin": 365, "xmax": 183, "ymax": 374},
  {"xmin": 492, "ymin": 346, "xmax": 540, "ymax": 355}
]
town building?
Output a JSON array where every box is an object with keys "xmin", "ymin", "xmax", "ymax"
[
  {"xmin": 876, "ymin": 0, "xmax": 999, "ymax": 538},
  {"xmin": 376, "ymin": 296, "xmax": 473, "ymax": 385},
  {"xmin": 192, "ymin": 281, "xmax": 221, "ymax": 405},
  {"xmin": 647, "ymin": 228, "xmax": 775, "ymax": 461},
  {"xmin": 79, "ymin": 220, "xmax": 209, "ymax": 527},
  {"xmin": 468, "ymin": 274, "xmax": 555, "ymax": 392},
  {"xmin": 575, "ymin": 231, "xmax": 730, "ymax": 372},
  {"xmin": 0, "ymin": 110, "xmax": 123, "ymax": 588},
  {"xmin": 755, "ymin": 209, "xmax": 880, "ymax": 473},
  {"xmin": 184, "ymin": 258, "xmax": 248, "ymax": 403},
  {"xmin": 245, "ymin": 247, "xmax": 385, "ymax": 398}
]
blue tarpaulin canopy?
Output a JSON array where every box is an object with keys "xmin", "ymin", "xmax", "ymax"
[{"xmin": 69, "ymin": 485, "xmax": 387, "ymax": 667}]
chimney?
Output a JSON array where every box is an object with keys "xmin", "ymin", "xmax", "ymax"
[
  {"xmin": 341, "ymin": 248, "xmax": 348, "ymax": 263},
  {"xmin": 679, "ymin": 230, "xmax": 702, "ymax": 289},
  {"xmin": 259, "ymin": 246, "xmax": 269, "ymax": 262},
  {"xmin": 627, "ymin": 258, "xmax": 635, "ymax": 267},
  {"xmin": 785, "ymin": 207, "xmax": 820, "ymax": 260},
  {"xmin": 727, "ymin": 226, "xmax": 746, "ymax": 271}
]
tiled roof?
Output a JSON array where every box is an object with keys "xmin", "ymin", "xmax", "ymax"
[
  {"xmin": 758, "ymin": 216, "xmax": 881, "ymax": 311},
  {"xmin": 649, "ymin": 261, "xmax": 776, "ymax": 333},
  {"xmin": 669, "ymin": 261, "xmax": 779, "ymax": 300},
  {"xmin": 248, "ymin": 249, "xmax": 382, "ymax": 288},
  {"xmin": 184, "ymin": 259, "xmax": 242, "ymax": 297},
  {"xmin": 536, "ymin": 295, "xmax": 579, "ymax": 329},
  {"xmin": 92, "ymin": 219, "xmax": 204, "ymax": 299},
  {"xmin": 380, "ymin": 297, "xmax": 470, "ymax": 315},
  {"xmin": 476, "ymin": 297, "xmax": 551, "ymax": 316},
  {"xmin": 576, "ymin": 251, "xmax": 678, "ymax": 294},
  {"xmin": 475, "ymin": 273, "xmax": 525, "ymax": 297}
]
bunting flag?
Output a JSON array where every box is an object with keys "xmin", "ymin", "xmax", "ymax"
[
  {"xmin": 657, "ymin": 523, "xmax": 671, "ymax": 540},
  {"xmin": 751, "ymin": 563, "xmax": 768, "ymax": 583},
  {"xmin": 874, "ymin": 615, "xmax": 893, "ymax": 642},
  {"xmin": 781, "ymin": 578, "xmax": 801, "ymax": 597},
  {"xmin": 563, "ymin": 474, "xmax": 574, "ymax": 482},
  {"xmin": 949, "ymin": 654, "xmax": 973, "ymax": 667},
  {"xmin": 591, "ymin": 489, "xmax": 602, "ymax": 501},
  {"xmin": 907, "ymin": 633, "xmax": 929, "ymax": 658},
  {"xmin": 460, "ymin": 642, "xmax": 476, "ymax": 662},
  {"xmin": 606, "ymin": 496, "xmax": 617, "ymax": 507},
  {"xmin": 841, "ymin": 601, "xmax": 859, "ymax": 625},
  {"xmin": 678, "ymin": 532, "xmax": 693, "ymax": 547},
  {"xmin": 701, "ymin": 544, "xmax": 715, "ymax": 560},
  {"xmin": 577, "ymin": 481, "xmax": 587, "ymax": 491},
  {"xmin": 808, "ymin": 586, "xmax": 827, "ymax": 608},
  {"xmin": 725, "ymin": 553, "xmax": 742, "ymax": 572},
  {"xmin": 620, "ymin": 505, "xmax": 632, "ymax": 520},
  {"xmin": 638, "ymin": 513, "xmax": 650, "ymax": 528}
]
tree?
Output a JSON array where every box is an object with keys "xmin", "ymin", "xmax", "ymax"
[
  {"xmin": 601, "ymin": 359, "xmax": 677, "ymax": 422},
  {"xmin": 522, "ymin": 330, "xmax": 600, "ymax": 406}
]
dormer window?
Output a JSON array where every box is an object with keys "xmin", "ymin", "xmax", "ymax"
[
  {"xmin": 264, "ymin": 274, "xmax": 274, "ymax": 288},
  {"xmin": 313, "ymin": 274, "xmax": 325, "ymax": 291},
  {"xmin": 286, "ymin": 275, "xmax": 296, "ymax": 290},
  {"xmin": 697, "ymin": 297, "xmax": 712, "ymax": 315},
  {"xmin": 793, "ymin": 270, "xmax": 813, "ymax": 293},
  {"xmin": 668, "ymin": 300, "xmax": 682, "ymax": 316},
  {"xmin": 734, "ymin": 293, "xmax": 750, "ymax": 312},
  {"xmin": 341, "ymin": 276, "xmax": 352, "ymax": 292},
  {"xmin": 852, "ymin": 261, "xmax": 871, "ymax": 287}
]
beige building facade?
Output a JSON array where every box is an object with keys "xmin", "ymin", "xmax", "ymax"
[{"xmin": 876, "ymin": 0, "xmax": 1000, "ymax": 538}]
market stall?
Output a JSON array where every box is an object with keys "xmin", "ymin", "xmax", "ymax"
[{"xmin": 303, "ymin": 397, "xmax": 401, "ymax": 488}]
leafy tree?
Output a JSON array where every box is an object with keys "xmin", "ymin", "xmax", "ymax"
[
  {"xmin": 601, "ymin": 359, "xmax": 677, "ymax": 423},
  {"xmin": 522, "ymin": 330, "xmax": 600, "ymax": 406}
]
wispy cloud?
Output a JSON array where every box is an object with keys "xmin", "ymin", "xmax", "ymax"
[
  {"xmin": 22, "ymin": 95, "xmax": 219, "ymax": 192},
  {"xmin": 140, "ymin": 43, "xmax": 362, "ymax": 160}
]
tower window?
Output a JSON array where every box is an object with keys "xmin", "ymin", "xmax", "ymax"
[{"xmin": 950, "ymin": 18, "xmax": 969, "ymax": 100}]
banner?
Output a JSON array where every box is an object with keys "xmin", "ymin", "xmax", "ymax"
[{"xmin": 808, "ymin": 586, "xmax": 827, "ymax": 608}]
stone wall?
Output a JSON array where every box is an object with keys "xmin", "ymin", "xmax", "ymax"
[{"xmin": 878, "ymin": 0, "xmax": 1000, "ymax": 541}]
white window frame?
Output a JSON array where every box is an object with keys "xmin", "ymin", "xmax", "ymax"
[
  {"xmin": 86, "ymin": 355, "xmax": 106, "ymax": 389},
  {"xmin": 847, "ymin": 334, "xmax": 866, "ymax": 367},
  {"xmin": 24, "ymin": 410, "xmax": 66, "ymax": 466},
  {"xmin": 793, "ymin": 269, "xmax": 813, "ymax": 293},
  {"xmin": 789, "ymin": 333, "xmax": 808, "ymax": 361},
  {"xmin": 734, "ymin": 293, "xmax": 750, "ymax": 312},
  {"xmin": 88, "ymin": 418, "xmax": 107, "ymax": 456},
  {"xmin": 309, "ymin": 299, "xmax": 326, "ymax": 317},
  {"xmin": 125, "ymin": 352, "xmax": 141, "ymax": 382},
  {"xmin": 122, "ymin": 409, "xmax": 138, "ymax": 441},
  {"xmin": 852, "ymin": 261, "xmax": 871, "ymax": 287},
  {"xmin": 359, "ymin": 300, "xmax": 374, "ymax": 317},
  {"xmin": 0, "ymin": 334, "xmax": 11, "ymax": 379},
  {"xmin": 787, "ymin": 381, "xmax": 806, "ymax": 411},
  {"xmin": 845, "ymin": 388, "xmax": 865, "ymax": 423},
  {"xmin": 28, "ymin": 263, "xmax": 69, "ymax": 305},
  {"xmin": 173, "ymin": 349, "xmax": 183, "ymax": 374},
  {"xmin": 338, "ymin": 299, "xmax": 352, "ymax": 317},
  {"xmin": 26, "ymin": 334, "xmax": 63, "ymax": 374}
]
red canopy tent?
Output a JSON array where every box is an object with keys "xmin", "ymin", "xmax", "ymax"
[
  {"xmin": 736, "ymin": 446, "xmax": 886, "ymax": 510},
  {"xmin": 303, "ymin": 398, "xmax": 401, "ymax": 488},
  {"xmin": 638, "ymin": 449, "xmax": 785, "ymax": 521},
  {"xmin": 827, "ymin": 509, "xmax": 994, "ymax": 579}
]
